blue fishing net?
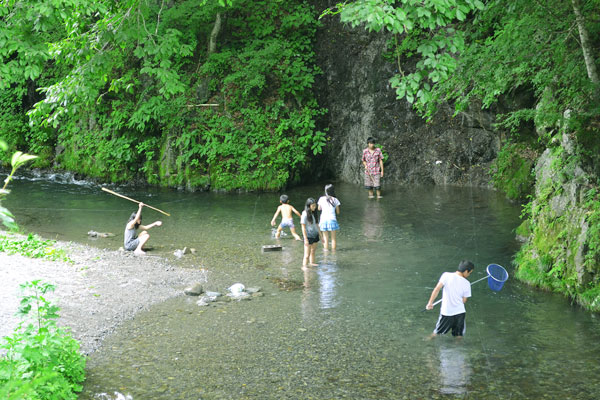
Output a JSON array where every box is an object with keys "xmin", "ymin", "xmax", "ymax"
[{"xmin": 487, "ymin": 264, "xmax": 509, "ymax": 291}]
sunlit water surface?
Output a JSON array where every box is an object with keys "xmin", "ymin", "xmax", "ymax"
[{"xmin": 5, "ymin": 176, "xmax": 600, "ymax": 399}]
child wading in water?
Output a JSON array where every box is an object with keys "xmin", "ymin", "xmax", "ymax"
[
  {"xmin": 301, "ymin": 198, "xmax": 322, "ymax": 267},
  {"xmin": 271, "ymin": 194, "xmax": 302, "ymax": 240},
  {"xmin": 124, "ymin": 202, "xmax": 162, "ymax": 255},
  {"xmin": 318, "ymin": 184, "xmax": 341, "ymax": 250},
  {"xmin": 362, "ymin": 136, "xmax": 384, "ymax": 199}
]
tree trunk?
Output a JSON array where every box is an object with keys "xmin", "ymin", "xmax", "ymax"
[
  {"xmin": 208, "ymin": 13, "xmax": 222, "ymax": 55},
  {"xmin": 571, "ymin": 0, "xmax": 599, "ymax": 84}
]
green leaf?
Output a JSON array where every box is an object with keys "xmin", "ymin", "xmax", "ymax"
[
  {"xmin": 0, "ymin": 206, "xmax": 17, "ymax": 231},
  {"xmin": 11, "ymin": 152, "xmax": 38, "ymax": 169}
]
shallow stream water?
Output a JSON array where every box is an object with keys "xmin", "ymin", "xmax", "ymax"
[{"xmin": 5, "ymin": 176, "xmax": 600, "ymax": 399}]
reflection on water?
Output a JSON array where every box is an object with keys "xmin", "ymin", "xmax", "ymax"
[
  {"xmin": 362, "ymin": 200, "xmax": 384, "ymax": 241},
  {"xmin": 4, "ymin": 180, "xmax": 600, "ymax": 399},
  {"xmin": 317, "ymin": 260, "xmax": 339, "ymax": 309},
  {"xmin": 437, "ymin": 343, "xmax": 472, "ymax": 395}
]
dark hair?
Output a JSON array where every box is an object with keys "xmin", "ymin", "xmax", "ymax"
[
  {"xmin": 458, "ymin": 260, "xmax": 474, "ymax": 273},
  {"xmin": 304, "ymin": 198, "xmax": 317, "ymax": 225},
  {"xmin": 324, "ymin": 184, "xmax": 337, "ymax": 207},
  {"xmin": 129, "ymin": 212, "xmax": 141, "ymax": 229},
  {"xmin": 367, "ymin": 137, "xmax": 376, "ymax": 144},
  {"xmin": 280, "ymin": 194, "xmax": 289, "ymax": 203}
]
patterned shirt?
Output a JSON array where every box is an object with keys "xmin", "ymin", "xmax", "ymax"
[{"xmin": 362, "ymin": 148, "xmax": 383, "ymax": 175}]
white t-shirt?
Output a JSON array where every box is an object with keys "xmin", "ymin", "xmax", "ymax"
[
  {"xmin": 439, "ymin": 272, "xmax": 471, "ymax": 316},
  {"xmin": 318, "ymin": 196, "xmax": 340, "ymax": 222}
]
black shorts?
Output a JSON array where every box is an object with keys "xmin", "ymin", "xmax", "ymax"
[
  {"xmin": 306, "ymin": 236, "xmax": 320, "ymax": 245},
  {"xmin": 433, "ymin": 313, "xmax": 466, "ymax": 336}
]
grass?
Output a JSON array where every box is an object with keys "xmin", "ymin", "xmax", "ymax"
[{"xmin": 0, "ymin": 233, "xmax": 71, "ymax": 262}]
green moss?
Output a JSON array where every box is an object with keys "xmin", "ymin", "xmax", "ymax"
[
  {"xmin": 491, "ymin": 142, "xmax": 537, "ymax": 201},
  {"xmin": 579, "ymin": 286, "xmax": 600, "ymax": 311},
  {"xmin": 515, "ymin": 219, "xmax": 531, "ymax": 238},
  {"xmin": 515, "ymin": 165, "xmax": 600, "ymax": 311}
]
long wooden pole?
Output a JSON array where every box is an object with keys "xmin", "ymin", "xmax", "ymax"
[{"xmin": 101, "ymin": 187, "xmax": 171, "ymax": 217}]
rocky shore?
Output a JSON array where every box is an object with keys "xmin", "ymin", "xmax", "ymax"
[{"xmin": 0, "ymin": 239, "xmax": 209, "ymax": 355}]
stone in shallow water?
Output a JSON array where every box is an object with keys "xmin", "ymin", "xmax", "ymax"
[
  {"xmin": 226, "ymin": 292, "xmax": 251, "ymax": 300},
  {"xmin": 246, "ymin": 287, "xmax": 261, "ymax": 294},
  {"xmin": 199, "ymin": 295, "xmax": 217, "ymax": 303},
  {"xmin": 228, "ymin": 283, "xmax": 245, "ymax": 294},
  {"xmin": 184, "ymin": 283, "xmax": 203, "ymax": 296},
  {"xmin": 262, "ymin": 244, "xmax": 282, "ymax": 252},
  {"xmin": 205, "ymin": 291, "xmax": 222, "ymax": 297}
]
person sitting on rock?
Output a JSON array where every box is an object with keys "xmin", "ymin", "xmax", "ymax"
[{"xmin": 124, "ymin": 202, "xmax": 162, "ymax": 255}]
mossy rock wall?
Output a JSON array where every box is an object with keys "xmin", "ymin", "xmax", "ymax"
[{"xmin": 515, "ymin": 133, "xmax": 600, "ymax": 311}]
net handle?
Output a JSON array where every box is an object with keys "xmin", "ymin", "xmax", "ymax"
[
  {"xmin": 427, "ymin": 275, "xmax": 486, "ymax": 310},
  {"xmin": 422, "ymin": 264, "xmax": 507, "ymax": 312}
]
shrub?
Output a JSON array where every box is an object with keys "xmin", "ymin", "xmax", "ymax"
[{"xmin": 0, "ymin": 280, "xmax": 86, "ymax": 399}]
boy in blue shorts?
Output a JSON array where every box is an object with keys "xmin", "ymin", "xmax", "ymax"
[
  {"xmin": 271, "ymin": 194, "xmax": 302, "ymax": 240},
  {"xmin": 426, "ymin": 260, "xmax": 474, "ymax": 337}
]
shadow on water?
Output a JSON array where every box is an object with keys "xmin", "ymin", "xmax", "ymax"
[{"xmin": 5, "ymin": 178, "xmax": 600, "ymax": 399}]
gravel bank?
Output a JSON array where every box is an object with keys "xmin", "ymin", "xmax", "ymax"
[{"xmin": 0, "ymin": 239, "xmax": 208, "ymax": 355}]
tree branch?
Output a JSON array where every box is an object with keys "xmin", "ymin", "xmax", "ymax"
[
  {"xmin": 571, "ymin": 0, "xmax": 599, "ymax": 84},
  {"xmin": 155, "ymin": 0, "xmax": 165, "ymax": 36}
]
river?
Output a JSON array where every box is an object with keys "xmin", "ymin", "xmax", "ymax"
[{"xmin": 5, "ymin": 175, "xmax": 600, "ymax": 399}]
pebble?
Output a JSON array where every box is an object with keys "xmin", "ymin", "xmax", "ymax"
[
  {"xmin": 174, "ymin": 249, "xmax": 184, "ymax": 258},
  {"xmin": 226, "ymin": 292, "xmax": 251, "ymax": 300},
  {"xmin": 184, "ymin": 283, "xmax": 204, "ymax": 296}
]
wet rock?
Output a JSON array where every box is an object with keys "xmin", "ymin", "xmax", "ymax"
[
  {"xmin": 228, "ymin": 283, "xmax": 245, "ymax": 294},
  {"xmin": 226, "ymin": 292, "xmax": 251, "ymax": 301},
  {"xmin": 251, "ymin": 292, "xmax": 264, "ymax": 298},
  {"xmin": 196, "ymin": 299, "xmax": 210, "ymax": 306},
  {"xmin": 313, "ymin": 10, "xmax": 500, "ymax": 187},
  {"xmin": 262, "ymin": 244, "xmax": 282, "ymax": 252},
  {"xmin": 199, "ymin": 294, "xmax": 218, "ymax": 303},
  {"xmin": 88, "ymin": 230, "xmax": 115, "ymax": 238},
  {"xmin": 205, "ymin": 291, "xmax": 222, "ymax": 297},
  {"xmin": 246, "ymin": 287, "xmax": 261, "ymax": 294},
  {"xmin": 174, "ymin": 247, "xmax": 193, "ymax": 258},
  {"xmin": 184, "ymin": 283, "xmax": 204, "ymax": 296}
]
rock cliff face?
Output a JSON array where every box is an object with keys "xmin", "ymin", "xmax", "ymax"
[
  {"xmin": 313, "ymin": 1, "xmax": 498, "ymax": 186},
  {"xmin": 515, "ymin": 132, "xmax": 600, "ymax": 311}
]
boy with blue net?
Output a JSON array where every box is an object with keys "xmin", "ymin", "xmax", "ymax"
[{"xmin": 426, "ymin": 260, "xmax": 474, "ymax": 337}]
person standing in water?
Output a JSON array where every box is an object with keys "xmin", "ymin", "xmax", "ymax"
[
  {"xmin": 301, "ymin": 197, "xmax": 322, "ymax": 267},
  {"xmin": 318, "ymin": 184, "xmax": 340, "ymax": 251},
  {"xmin": 362, "ymin": 137, "xmax": 384, "ymax": 199},
  {"xmin": 426, "ymin": 261, "xmax": 474, "ymax": 338},
  {"xmin": 271, "ymin": 194, "xmax": 302, "ymax": 240},
  {"xmin": 124, "ymin": 202, "xmax": 162, "ymax": 255}
]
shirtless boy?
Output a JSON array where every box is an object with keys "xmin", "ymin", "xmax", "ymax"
[{"xmin": 271, "ymin": 194, "xmax": 302, "ymax": 240}]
